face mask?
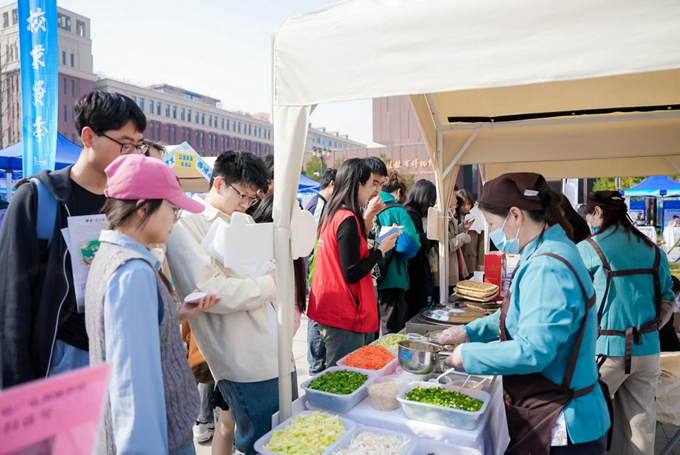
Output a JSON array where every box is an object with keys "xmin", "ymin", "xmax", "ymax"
[
  {"xmin": 588, "ymin": 221, "xmax": 600, "ymax": 235},
  {"xmin": 490, "ymin": 213, "xmax": 521, "ymax": 254}
]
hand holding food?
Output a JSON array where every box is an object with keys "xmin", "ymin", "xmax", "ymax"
[{"xmin": 438, "ymin": 325, "xmax": 469, "ymax": 349}]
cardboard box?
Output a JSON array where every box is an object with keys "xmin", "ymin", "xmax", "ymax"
[{"xmin": 484, "ymin": 252, "xmax": 506, "ymax": 300}]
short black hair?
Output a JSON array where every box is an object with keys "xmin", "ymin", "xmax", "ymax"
[
  {"xmin": 75, "ymin": 91, "xmax": 146, "ymax": 136},
  {"xmin": 210, "ymin": 150, "xmax": 269, "ymax": 192},
  {"xmin": 264, "ymin": 154, "xmax": 275, "ymax": 180},
  {"xmin": 363, "ymin": 156, "xmax": 388, "ymax": 177},
  {"xmin": 319, "ymin": 168, "xmax": 337, "ymax": 190}
]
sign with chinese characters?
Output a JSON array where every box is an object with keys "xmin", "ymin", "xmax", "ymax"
[
  {"xmin": 386, "ymin": 158, "xmax": 433, "ymax": 172},
  {"xmin": 18, "ymin": 0, "xmax": 58, "ymax": 176},
  {"xmin": 0, "ymin": 364, "xmax": 110, "ymax": 455}
]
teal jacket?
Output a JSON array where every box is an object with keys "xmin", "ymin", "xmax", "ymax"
[
  {"xmin": 461, "ymin": 225, "xmax": 610, "ymax": 444},
  {"xmin": 577, "ymin": 227, "xmax": 674, "ymax": 357},
  {"xmin": 376, "ymin": 192, "xmax": 420, "ymax": 291}
]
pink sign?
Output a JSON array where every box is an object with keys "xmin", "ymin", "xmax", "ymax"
[{"xmin": 0, "ymin": 364, "xmax": 110, "ymax": 455}]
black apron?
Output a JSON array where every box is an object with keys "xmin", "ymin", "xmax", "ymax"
[
  {"xmin": 501, "ymin": 252, "xmax": 612, "ymax": 455},
  {"xmin": 585, "ymin": 238, "xmax": 662, "ymax": 374}
]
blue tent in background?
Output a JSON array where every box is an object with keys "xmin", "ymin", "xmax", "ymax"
[
  {"xmin": 298, "ymin": 173, "xmax": 320, "ymax": 194},
  {"xmin": 621, "ymin": 176, "xmax": 680, "ymax": 197},
  {"xmin": 0, "ymin": 133, "xmax": 81, "ymax": 172}
]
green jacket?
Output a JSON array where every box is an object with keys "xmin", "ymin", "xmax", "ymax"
[{"xmin": 376, "ymin": 192, "xmax": 421, "ymax": 291}]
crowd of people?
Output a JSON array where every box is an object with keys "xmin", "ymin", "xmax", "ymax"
[{"xmin": 0, "ymin": 89, "xmax": 678, "ymax": 455}]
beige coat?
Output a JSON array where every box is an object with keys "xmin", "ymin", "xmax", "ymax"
[{"xmin": 462, "ymin": 230, "xmax": 485, "ymax": 274}]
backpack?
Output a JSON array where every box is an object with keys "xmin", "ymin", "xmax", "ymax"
[{"xmin": 31, "ymin": 178, "xmax": 58, "ymax": 247}]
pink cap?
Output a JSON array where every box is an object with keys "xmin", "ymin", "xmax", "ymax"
[{"xmin": 104, "ymin": 155, "xmax": 205, "ymax": 214}]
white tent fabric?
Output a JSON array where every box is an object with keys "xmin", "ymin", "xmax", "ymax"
[{"xmin": 272, "ymin": 0, "xmax": 680, "ymax": 419}]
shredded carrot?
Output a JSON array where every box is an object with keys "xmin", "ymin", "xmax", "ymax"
[{"xmin": 344, "ymin": 345, "xmax": 394, "ymax": 370}]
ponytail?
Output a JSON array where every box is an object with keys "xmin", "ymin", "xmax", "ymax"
[{"xmin": 529, "ymin": 180, "xmax": 573, "ymax": 240}]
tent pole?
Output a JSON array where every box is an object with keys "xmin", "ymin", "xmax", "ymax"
[
  {"xmin": 437, "ymin": 129, "xmax": 449, "ymax": 304},
  {"xmin": 5, "ymin": 171, "xmax": 12, "ymax": 203}
]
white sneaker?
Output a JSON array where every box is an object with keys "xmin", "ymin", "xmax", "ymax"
[{"xmin": 193, "ymin": 421, "xmax": 214, "ymax": 443}]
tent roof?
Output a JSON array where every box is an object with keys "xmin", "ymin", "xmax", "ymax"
[
  {"xmin": 0, "ymin": 133, "xmax": 81, "ymax": 171},
  {"xmin": 273, "ymin": 0, "xmax": 680, "ymax": 179},
  {"xmin": 622, "ymin": 176, "xmax": 680, "ymax": 197}
]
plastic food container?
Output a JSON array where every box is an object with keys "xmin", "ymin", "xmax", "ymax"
[
  {"xmin": 301, "ymin": 366, "xmax": 378, "ymax": 413},
  {"xmin": 331, "ymin": 425, "xmax": 416, "ymax": 455},
  {"xmin": 367, "ymin": 376, "xmax": 403, "ymax": 411},
  {"xmin": 429, "ymin": 371, "xmax": 494, "ymax": 393},
  {"xmin": 396, "ymin": 381, "xmax": 490, "ymax": 431},
  {"xmin": 413, "ymin": 438, "xmax": 483, "ymax": 455},
  {"xmin": 254, "ymin": 411, "xmax": 356, "ymax": 455},
  {"xmin": 337, "ymin": 350, "xmax": 398, "ymax": 377}
]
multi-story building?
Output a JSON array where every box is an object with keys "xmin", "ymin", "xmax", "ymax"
[
  {"xmin": 0, "ymin": 2, "xmax": 364, "ymax": 157},
  {"xmin": 0, "ymin": 3, "xmax": 96, "ymax": 148}
]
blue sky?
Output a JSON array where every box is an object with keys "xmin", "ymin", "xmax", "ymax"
[{"xmin": 57, "ymin": 0, "xmax": 378, "ymax": 146}]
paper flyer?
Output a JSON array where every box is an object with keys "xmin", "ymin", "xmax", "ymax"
[{"xmin": 66, "ymin": 215, "xmax": 107, "ymax": 312}]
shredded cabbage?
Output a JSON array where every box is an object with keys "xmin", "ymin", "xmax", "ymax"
[
  {"xmin": 263, "ymin": 412, "xmax": 346, "ymax": 455},
  {"xmin": 334, "ymin": 431, "xmax": 410, "ymax": 454}
]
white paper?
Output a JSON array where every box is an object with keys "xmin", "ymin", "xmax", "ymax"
[
  {"xmin": 467, "ymin": 205, "xmax": 485, "ymax": 233},
  {"xmin": 201, "ymin": 212, "xmax": 274, "ymax": 267},
  {"xmin": 66, "ymin": 215, "xmax": 107, "ymax": 312}
]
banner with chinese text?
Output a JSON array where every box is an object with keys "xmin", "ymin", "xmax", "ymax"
[{"xmin": 18, "ymin": 0, "xmax": 58, "ymax": 176}]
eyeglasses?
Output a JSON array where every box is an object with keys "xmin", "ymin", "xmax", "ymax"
[
  {"xmin": 100, "ymin": 133, "xmax": 149, "ymax": 155},
  {"xmin": 162, "ymin": 202, "xmax": 181, "ymax": 221},
  {"xmin": 229, "ymin": 184, "xmax": 259, "ymax": 207}
]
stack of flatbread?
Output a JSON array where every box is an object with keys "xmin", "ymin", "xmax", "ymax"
[{"xmin": 455, "ymin": 280, "xmax": 499, "ymax": 303}]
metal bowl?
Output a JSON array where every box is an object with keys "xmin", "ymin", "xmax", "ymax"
[{"xmin": 397, "ymin": 340, "xmax": 443, "ymax": 374}]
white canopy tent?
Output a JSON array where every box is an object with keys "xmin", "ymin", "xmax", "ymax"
[{"xmin": 271, "ymin": 0, "xmax": 680, "ymax": 419}]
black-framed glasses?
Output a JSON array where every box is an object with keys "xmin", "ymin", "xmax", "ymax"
[
  {"xmin": 229, "ymin": 184, "xmax": 259, "ymax": 207},
  {"xmin": 100, "ymin": 133, "xmax": 149, "ymax": 155}
]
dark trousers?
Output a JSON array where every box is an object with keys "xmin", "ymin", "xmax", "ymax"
[
  {"xmin": 378, "ymin": 288, "xmax": 408, "ymax": 335},
  {"xmin": 405, "ymin": 284, "xmax": 432, "ymax": 321}
]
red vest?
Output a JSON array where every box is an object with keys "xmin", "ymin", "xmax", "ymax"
[{"xmin": 308, "ymin": 210, "xmax": 379, "ymax": 333}]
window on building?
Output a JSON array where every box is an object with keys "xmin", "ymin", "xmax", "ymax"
[
  {"xmin": 172, "ymin": 106, "xmax": 177, "ymax": 119},
  {"xmin": 208, "ymin": 115, "xmax": 212, "ymax": 127},
  {"xmin": 62, "ymin": 77, "xmax": 66, "ymax": 95},
  {"xmin": 62, "ymin": 51, "xmax": 66, "ymax": 65},
  {"xmin": 76, "ymin": 20, "xmax": 85, "ymax": 37},
  {"xmin": 11, "ymin": 8, "xmax": 17, "ymax": 25},
  {"xmin": 181, "ymin": 108, "xmax": 185, "ymax": 121},
  {"xmin": 221, "ymin": 118, "xmax": 224, "ymax": 130},
  {"xmin": 3, "ymin": 12, "xmax": 8, "ymax": 28},
  {"xmin": 149, "ymin": 100, "xmax": 154, "ymax": 115},
  {"xmin": 226, "ymin": 119, "xmax": 230, "ymax": 131},
  {"xmin": 71, "ymin": 80, "xmax": 75, "ymax": 96},
  {"xmin": 238, "ymin": 122, "xmax": 241, "ymax": 133},
  {"xmin": 166, "ymin": 104, "xmax": 170, "ymax": 117},
  {"xmin": 139, "ymin": 97, "xmax": 144, "ymax": 111},
  {"xmin": 131, "ymin": 95, "xmax": 137, "ymax": 103},
  {"xmin": 187, "ymin": 110, "xmax": 192, "ymax": 122},
  {"xmin": 195, "ymin": 112, "xmax": 199, "ymax": 123},
  {"xmin": 156, "ymin": 103, "xmax": 161, "ymax": 116},
  {"xmin": 70, "ymin": 53, "xmax": 74, "ymax": 67},
  {"xmin": 201, "ymin": 114, "xmax": 205, "ymax": 125},
  {"xmin": 166, "ymin": 125, "xmax": 171, "ymax": 140},
  {"xmin": 63, "ymin": 105, "xmax": 67, "ymax": 121},
  {"xmin": 72, "ymin": 107, "xmax": 75, "ymax": 121}
]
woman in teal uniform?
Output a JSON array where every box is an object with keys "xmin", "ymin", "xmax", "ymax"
[
  {"xmin": 578, "ymin": 191, "xmax": 675, "ymax": 455},
  {"xmin": 440, "ymin": 173, "xmax": 610, "ymax": 455}
]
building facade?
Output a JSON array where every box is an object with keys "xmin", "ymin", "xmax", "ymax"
[
  {"xmin": 0, "ymin": 3, "xmax": 96, "ymax": 148},
  {"xmin": 0, "ymin": 2, "xmax": 364, "ymax": 157}
]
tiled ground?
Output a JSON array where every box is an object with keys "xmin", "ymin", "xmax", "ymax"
[{"xmin": 194, "ymin": 315, "xmax": 680, "ymax": 455}]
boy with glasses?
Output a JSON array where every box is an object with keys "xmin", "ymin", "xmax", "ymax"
[
  {"xmin": 166, "ymin": 150, "xmax": 296, "ymax": 455},
  {"xmin": 0, "ymin": 91, "xmax": 147, "ymax": 388}
]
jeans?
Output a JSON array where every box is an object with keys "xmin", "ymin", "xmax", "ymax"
[
  {"xmin": 48, "ymin": 339, "xmax": 89, "ymax": 376},
  {"xmin": 318, "ymin": 324, "xmax": 366, "ymax": 367},
  {"xmin": 307, "ymin": 319, "xmax": 326, "ymax": 375},
  {"xmin": 197, "ymin": 382, "xmax": 214, "ymax": 424},
  {"xmin": 217, "ymin": 371, "xmax": 298, "ymax": 455}
]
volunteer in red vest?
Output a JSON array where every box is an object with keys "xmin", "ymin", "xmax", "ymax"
[
  {"xmin": 578, "ymin": 191, "xmax": 675, "ymax": 455},
  {"xmin": 439, "ymin": 173, "xmax": 611, "ymax": 455},
  {"xmin": 308, "ymin": 158, "xmax": 399, "ymax": 367}
]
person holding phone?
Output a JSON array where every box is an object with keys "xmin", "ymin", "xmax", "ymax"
[
  {"xmin": 85, "ymin": 155, "xmax": 220, "ymax": 454},
  {"xmin": 308, "ymin": 159, "xmax": 399, "ymax": 367}
]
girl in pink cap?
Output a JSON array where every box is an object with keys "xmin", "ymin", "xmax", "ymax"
[{"xmin": 85, "ymin": 154, "xmax": 220, "ymax": 455}]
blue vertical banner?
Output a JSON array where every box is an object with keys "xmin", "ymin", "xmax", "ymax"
[{"xmin": 18, "ymin": 0, "xmax": 58, "ymax": 176}]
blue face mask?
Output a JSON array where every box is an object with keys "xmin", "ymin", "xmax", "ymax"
[
  {"xmin": 490, "ymin": 214, "xmax": 521, "ymax": 255},
  {"xmin": 588, "ymin": 223, "xmax": 600, "ymax": 235}
]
